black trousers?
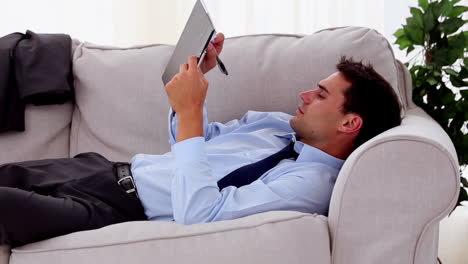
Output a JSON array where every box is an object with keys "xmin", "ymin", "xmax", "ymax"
[{"xmin": 0, "ymin": 152, "xmax": 147, "ymax": 247}]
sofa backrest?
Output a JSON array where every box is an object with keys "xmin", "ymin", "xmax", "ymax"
[
  {"xmin": 0, "ymin": 103, "xmax": 73, "ymax": 163},
  {"xmin": 0, "ymin": 39, "xmax": 79, "ymax": 164},
  {"xmin": 70, "ymin": 26, "xmax": 408, "ymax": 162}
]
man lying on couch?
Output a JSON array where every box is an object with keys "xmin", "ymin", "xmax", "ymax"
[{"xmin": 0, "ymin": 33, "xmax": 402, "ymax": 247}]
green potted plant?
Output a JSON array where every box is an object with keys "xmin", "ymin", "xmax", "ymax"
[{"xmin": 394, "ymin": 0, "xmax": 467, "ymax": 215}]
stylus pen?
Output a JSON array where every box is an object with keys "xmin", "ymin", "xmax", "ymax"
[
  {"xmin": 198, "ymin": 52, "xmax": 229, "ymax": 76},
  {"xmin": 197, "ymin": 50, "xmax": 207, "ymax": 68},
  {"xmin": 216, "ymin": 56, "xmax": 228, "ymax": 75}
]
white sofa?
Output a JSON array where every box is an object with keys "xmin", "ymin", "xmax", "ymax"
[{"xmin": 0, "ymin": 26, "xmax": 460, "ymax": 264}]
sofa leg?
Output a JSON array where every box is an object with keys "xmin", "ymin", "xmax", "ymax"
[{"xmin": 0, "ymin": 245, "xmax": 11, "ymax": 264}]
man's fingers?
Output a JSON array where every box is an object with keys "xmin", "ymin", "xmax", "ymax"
[
  {"xmin": 212, "ymin": 33, "xmax": 224, "ymax": 54},
  {"xmin": 179, "ymin": 63, "xmax": 188, "ymax": 73},
  {"xmin": 188, "ymin": 56, "xmax": 199, "ymax": 71},
  {"xmin": 213, "ymin": 32, "xmax": 224, "ymax": 43},
  {"xmin": 206, "ymin": 43, "xmax": 218, "ymax": 57}
]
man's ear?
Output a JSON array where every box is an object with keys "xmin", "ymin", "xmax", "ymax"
[{"xmin": 339, "ymin": 113, "xmax": 362, "ymax": 134}]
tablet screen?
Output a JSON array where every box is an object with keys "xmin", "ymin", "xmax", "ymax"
[{"xmin": 162, "ymin": 0, "xmax": 216, "ymax": 85}]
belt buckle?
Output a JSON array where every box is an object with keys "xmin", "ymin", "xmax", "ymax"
[
  {"xmin": 115, "ymin": 163, "xmax": 139, "ymax": 199},
  {"xmin": 117, "ymin": 176, "xmax": 139, "ymax": 198}
]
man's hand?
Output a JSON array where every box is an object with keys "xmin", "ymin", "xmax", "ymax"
[
  {"xmin": 166, "ymin": 56, "xmax": 208, "ymax": 142},
  {"xmin": 200, "ymin": 32, "xmax": 225, "ymax": 75}
]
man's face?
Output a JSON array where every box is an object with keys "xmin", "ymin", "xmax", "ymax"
[{"xmin": 290, "ymin": 72, "xmax": 351, "ymax": 144}]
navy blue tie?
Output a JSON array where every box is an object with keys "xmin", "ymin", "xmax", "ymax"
[{"xmin": 217, "ymin": 140, "xmax": 299, "ymax": 190}]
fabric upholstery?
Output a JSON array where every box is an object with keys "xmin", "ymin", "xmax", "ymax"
[
  {"xmin": 0, "ymin": 103, "xmax": 72, "ymax": 163},
  {"xmin": 0, "ymin": 26, "xmax": 459, "ymax": 264},
  {"xmin": 70, "ymin": 43, "xmax": 174, "ymax": 161},
  {"xmin": 328, "ymin": 107, "xmax": 460, "ymax": 264},
  {"xmin": 70, "ymin": 26, "xmax": 406, "ymax": 161},
  {"xmin": 9, "ymin": 211, "xmax": 331, "ymax": 264}
]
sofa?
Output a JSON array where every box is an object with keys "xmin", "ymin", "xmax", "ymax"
[{"xmin": 0, "ymin": 26, "xmax": 460, "ymax": 264}]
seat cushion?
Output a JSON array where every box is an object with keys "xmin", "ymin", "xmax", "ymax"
[{"xmin": 10, "ymin": 211, "xmax": 330, "ymax": 264}]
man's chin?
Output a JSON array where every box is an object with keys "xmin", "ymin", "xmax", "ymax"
[{"xmin": 289, "ymin": 118, "xmax": 299, "ymax": 132}]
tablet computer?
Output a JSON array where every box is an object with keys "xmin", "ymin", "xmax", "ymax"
[{"xmin": 162, "ymin": 0, "xmax": 216, "ymax": 85}]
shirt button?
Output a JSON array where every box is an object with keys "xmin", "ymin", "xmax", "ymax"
[
  {"xmin": 172, "ymin": 121, "xmax": 176, "ymax": 126},
  {"xmin": 245, "ymin": 152, "xmax": 250, "ymax": 156}
]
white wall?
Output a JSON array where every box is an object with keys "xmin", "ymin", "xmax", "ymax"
[
  {"xmin": 0, "ymin": 0, "xmax": 418, "ymax": 61},
  {"xmin": 1, "ymin": 0, "xmax": 114, "ymax": 45}
]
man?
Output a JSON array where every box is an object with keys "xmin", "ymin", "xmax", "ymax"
[{"xmin": 0, "ymin": 33, "xmax": 402, "ymax": 247}]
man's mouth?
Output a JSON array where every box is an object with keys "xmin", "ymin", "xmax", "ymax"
[{"xmin": 297, "ymin": 107, "xmax": 304, "ymax": 115}]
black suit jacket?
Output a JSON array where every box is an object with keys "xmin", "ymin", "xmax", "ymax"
[{"xmin": 0, "ymin": 30, "xmax": 74, "ymax": 133}]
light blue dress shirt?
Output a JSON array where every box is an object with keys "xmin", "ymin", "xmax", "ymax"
[{"xmin": 131, "ymin": 106, "xmax": 345, "ymax": 224}]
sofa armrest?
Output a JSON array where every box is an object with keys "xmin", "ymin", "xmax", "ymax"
[{"xmin": 328, "ymin": 107, "xmax": 460, "ymax": 264}]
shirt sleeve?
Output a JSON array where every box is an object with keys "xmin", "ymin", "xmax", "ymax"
[
  {"xmin": 170, "ymin": 137, "xmax": 333, "ymax": 224},
  {"xmin": 168, "ymin": 105, "xmax": 273, "ymax": 145}
]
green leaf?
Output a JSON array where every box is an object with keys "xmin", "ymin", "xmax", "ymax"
[
  {"xmin": 447, "ymin": 32, "xmax": 466, "ymax": 62},
  {"xmin": 451, "ymin": 75, "xmax": 468, "ymax": 87},
  {"xmin": 427, "ymin": 77, "xmax": 438, "ymax": 85},
  {"xmin": 454, "ymin": 186, "xmax": 468, "ymax": 213},
  {"xmin": 411, "ymin": 7, "xmax": 425, "ymax": 28},
  {"xmin": 448, "ymin": 6, "xmax": 468, "ymax": 18},
  {"xmin": 449, "ymin": 31, "xmax": 466, "ymax": 48},
  {"xmin": 419, "ymin": 0, "xmax": 429, "ymax": 11},
  {"xmin": 438, "ymin": 18, "xmax": 465, "ymax": 35},
  {"xmin": 428, "ymin": 23, "xmax": 442, "ymax": 44},
  {"xmin": 394, "ymin": 28, "xmax": 405, "ymax": 38},
  {"xmin": 395, "ymin": 35, "xmax": 412, "ymax": 50},
  {"xmin": 444, "ymin": 68, "xmax": 459, "ymax": 76},
  {"xmin": 460, "ymin": 89, "xmax": 468, "ymax": 98},
  {"xmin": 409, "ymin": 65, "xmax": 426, "ymax": 74},
  {"xmin": 462, "ymin": 176, "xmax": 468, "ymax": 188},
  {"xmin": 424, "ymin": 7, "xmax": 436, "ymax": 31},
  {"xmin": 430, "ymin": 1, "xmax": 443, "ymax": 18},
  {"xmin": 440, "ymin": 0, "xmax": 454, "ymax": 17},
  {"xmin": 432, "ymin": 46, "xmax": 450, "ymax": 65},
  {"xmin": 432, "ymin": 34, "xmax": 465, "ymax": 65},
  {"xmin": 405, "ymin": 26, "xmax": 424, "ymax": 45},
  {"xmin": 459, "ymin": 65, "xmax": 468, "ymax": 78},
  {"xmin": 419, "ymin": 87, "xmax": 427, "ymax": 96},
  {"xmin": 455, "ymin": 98, "xmax": 467, "ymax": 111},
  {"xmin": 442, "ymin": 92, "xmax": 455, "ymax": 105},
  {"xmin": 406, "ymin": 45, "xmax": 415, "ymax": 55},
  {"xmin": 460, "ymin": 185, "xmax": 468, "ymax": 199}
]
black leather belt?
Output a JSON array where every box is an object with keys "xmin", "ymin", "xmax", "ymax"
[{"xmin": 113, "ymin": 162, "xmax": 139, "ymax": 199}]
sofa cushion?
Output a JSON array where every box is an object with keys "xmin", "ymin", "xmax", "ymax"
[
  {"xmin": 70, "ymin": 43, "xmax": 173, "ymax": 161},
  {"xmin": 0, "ymin": 103, "xmax": 73, "ymax": 163},
  {"xmin": 70, "ymin": 26, "xmax": 405, "ymax": 161},
  {"xmin": 10, "ymin": 211, "xmax": 331, "ymax": 264}
]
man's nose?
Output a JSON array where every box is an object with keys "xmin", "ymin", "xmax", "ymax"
[{"xmin": 300, "ymin": 90, "xmax": 315, "ymax": 104}]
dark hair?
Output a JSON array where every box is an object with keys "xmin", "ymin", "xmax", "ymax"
[{"xmin": 337, "ymin": 56, "xmax": 402, "ymax": 149}]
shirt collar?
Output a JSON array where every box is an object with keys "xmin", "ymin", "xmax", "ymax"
[{"xmin": 275, "ymin": 133, "xmax": 345, "ymax": 170}]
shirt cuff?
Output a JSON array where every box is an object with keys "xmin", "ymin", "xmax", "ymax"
[{"xmin": 171, "ymin": 136, "xmax": 207, "ymax": 165}]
